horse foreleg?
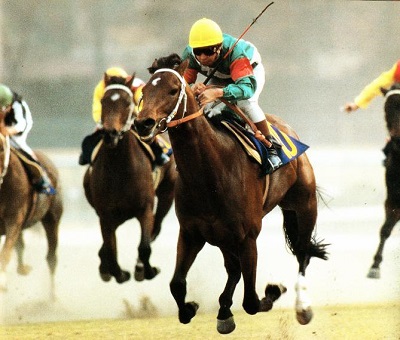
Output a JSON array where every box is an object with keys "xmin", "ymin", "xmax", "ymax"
[
  {"xmin": 0, "ymin": 224, "xmax": 23, "ymax": 291},
  {"xmin": 367, "ymin": 207, "xmax": 400, "ymax": 279},
  {"xmin": 15, "ymin": 232, "xmax": 32, "ymax": 275},
  {"xmin": 170, "ymin": 229, "xmax": 205, "ymax": 325},
  {"xmin": 239, "ymin": 236, "xmax": 260, "ymax": 316},
  {"xmin": 216, "ymin": 250, "xmax": 241, "ymax": 334},
  {"xmin": 99, "ymin": 220, "xmax": 130, "ymax": 283},
  {"xmin": 135, "ymin": 208, "xmax": 159, "ymax": 281}
]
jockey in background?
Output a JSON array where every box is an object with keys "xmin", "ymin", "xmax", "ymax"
[
  {"xmin": 343, "ymin": 60, "xmax": 400, "ymax": 112},
  {"xmin": 181, "ymin": 18, "xmax": 282, "ymax": 173},
  {"xmin": 79, "ymin": 66, "xmax": 171, "ymax": 166},
  {"xmin": 0, "ymin": 84, "xmax": 56, "ymax": 195}
]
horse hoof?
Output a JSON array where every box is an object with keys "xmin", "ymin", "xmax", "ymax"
[
  {"xmin": 17, "ymin": 265, "xmax": 32, "ymax": 276},
  {"xmin": 296, "ymin": 307, "xmax": 313, "ymax": 325},
  {"xmin": 116, "ymin": 270, "xmax": 131, "ymax": 283},
  {"xmin": 145, "ymin": 266, "xmax": 160, "ymax": 280},
  {"xmin": 260, "ymin": 297, "xmax": 273, "ymax": 312},
  {"xmin": 100, "ymin": 272, "xmax": 112, "ymax": 282},
  {"xmin": 179, "ymin": 301, "xmax": 199, "ymax": 324},
  {"xmin": 217, "ymin": 316, "xmax": 236, "ymax": 334},
  {"xmin": 367, "ymin": 268, "xmax": 381, "ymax": 279}
]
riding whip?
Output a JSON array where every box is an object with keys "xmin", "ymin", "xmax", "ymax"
[{"xmin": 203, "ymin": 1, "xmax": 274, "ymax": 85}]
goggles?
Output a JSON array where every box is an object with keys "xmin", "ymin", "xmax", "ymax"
[{"xmin": 193, "ymin": 46, "xmax": 218, "ymax": 56}]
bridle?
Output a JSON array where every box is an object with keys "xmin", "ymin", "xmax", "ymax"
[
  {"xmin": 102, "ymin": 84, "xmax": 135, "ymax": 139},
  {"xmin": 0, "ymin": 133, "xmax": 11, "ymax": 189},
  {"xmin": 385, "ymin": 89, "xmax": 400, "ymax": 98},
  {"xmin": 151, "ymin": 68, "xmax": 203, "ymax": 131}
]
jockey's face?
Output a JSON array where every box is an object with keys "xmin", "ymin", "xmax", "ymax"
[
  {"xmin": 193, "ymin": 45, "xmax": 221, "ymax": 67},
  {"xmin": 0, "ymin": 104, "xmax": 11, "ymax": 114}
]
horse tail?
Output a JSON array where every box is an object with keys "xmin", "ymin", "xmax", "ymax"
[{"xmin": 282, "ymin": 209, "xmax": 329, "ymax": 260}]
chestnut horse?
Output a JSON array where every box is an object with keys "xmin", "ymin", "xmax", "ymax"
[
  {"xmin": 134, "ymin": 60, "xmax": 328, "ymax": 334},
  {"xmin": 0, "ymin": 111, "xmax": 62, "ymax": 299},
  {"xmin": 83, "ymin": 74, "xmax": 177, "ymax": 283},
  {"xmin": 367, "ymin": 83, "xmax": 400, "ymax": 279}
]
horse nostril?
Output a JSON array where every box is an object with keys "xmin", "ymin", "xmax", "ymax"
[{"xmin": 143, "ymin": 118, "xmax": 156, "ymax": 129}]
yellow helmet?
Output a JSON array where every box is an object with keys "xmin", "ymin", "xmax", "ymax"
[
  {"xmin": 105, "ymin": 67, "xmax": 128, "ymax": 78},
  {"xmin": 189, "ymin": 18, "xmax": 223, "ymax": 48}
]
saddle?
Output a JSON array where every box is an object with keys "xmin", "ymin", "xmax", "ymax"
[
  {"xmin": 11, "ymin": 147, "xmax": 46, "ymax": 184},
  {"xmin": 209, "ymin": 113, "xmax": 309, "ymax": 175}
]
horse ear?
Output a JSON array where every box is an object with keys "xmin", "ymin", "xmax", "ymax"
[
  {"xmin": 381, "ymin": 87, "xmax": 388, "ymax": 95},
  {"xmin": 177, "ymin": 59, "xmax": 189, "ymax": 76},
  {"xmin": 104, "ymin": 72, "xmax": 111, "ymax": 84},
  {"xmin": 126, "ymin": 73, "xmax": 135, "ymax": 88}
]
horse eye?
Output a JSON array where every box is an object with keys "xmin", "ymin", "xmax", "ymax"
[{"xmin": 169, "ymin": 88, "xmax": 179, "ymax": 96}]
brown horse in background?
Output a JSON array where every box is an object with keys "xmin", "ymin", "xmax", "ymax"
[
  {"xmin": 134, "ymin": 61, "xmax": 328, "ymax": 334},
  {"xmin": 83, "ymin": 74, "xmax": 176, "ymax": 283},
  {"xmin": 0, "ymin": 111, "xmax": 62, "ymax": 299},
  {"xmin": 367, "ymin": 83, "xmax": 400, "ymax": 279}
]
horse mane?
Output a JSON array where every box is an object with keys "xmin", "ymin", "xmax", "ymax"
[{"xmin": 147, "ymin": 53, "xmax": 182, "ymax": 74}]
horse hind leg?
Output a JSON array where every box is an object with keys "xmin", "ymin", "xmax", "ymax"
[
  {"xmin": 152, "ymin": 179, "xmax": 175, "ymax": 241},
  {"xmin": 42, "ymin": 205, "xmax": 62, "ymax": 301},
  {"xmin": 367, "ymin": 207, "xmax": 400, "ymax": 279},
  {"xmin": 135, "ymin": 209, "xmax": 160, "ymax": 281},
  {"xmin": 282, "ymin": 209, "xmax": 329, "ymax": 325},
  {"xmin": 15, "ymin": 232, "xmax": 32, "ymax": 275}
]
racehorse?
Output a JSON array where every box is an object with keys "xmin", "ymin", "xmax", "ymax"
[
  {"xmin": 367, "ymin": 83, "xmax": 400, "ymax": 279},
  {"xmin": 134, "ymin": 60, "xmax": 328, "ymax": 334},
  {"xmin": 0, "ymin": 111, "xmax": 62, "ymax": 299},
  {"xmin": 83, "ymin": 73, "xmax": 177, "ymax": 283}
]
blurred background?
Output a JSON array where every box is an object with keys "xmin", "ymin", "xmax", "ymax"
[
  {"xmin": 0, "ymin": 0, "xmax": 398, "ymax": 148},
  {"xmin": 0, "ymin": 0, "xmax": 399, "ymax": 326}
]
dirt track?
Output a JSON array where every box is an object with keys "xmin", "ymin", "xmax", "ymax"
[{"xmin": 2, "ymin": 302, "xmax": 399, "ymax": 339}]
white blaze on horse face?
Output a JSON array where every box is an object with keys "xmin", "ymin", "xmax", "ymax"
[
  {"xmin": 111, "ymin": 93, "xmax": 120, "ymax": 101},
  {"xmin": 152, "ymin": 77, "xmax": 161, "ymax": 86}
]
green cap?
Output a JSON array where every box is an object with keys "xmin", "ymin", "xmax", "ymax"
[{"xmin": 0, "ymin": 84, "xmax": 13, "ymax": 109}]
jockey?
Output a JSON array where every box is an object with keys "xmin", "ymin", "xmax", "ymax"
[
  {"xmin": 343, "ymin": 60, "xmax": 400, "ymax": 112},
  {"xmin": 79, "ymin": 66, "xmax": 170, "ymax": 166},
  {"xmin": 182, "ymin": 18, "xmax": 282, "ymax": 173},
  {"xmin": 0, "ymin": 84, "xmax": 56, "ymax": 195}
]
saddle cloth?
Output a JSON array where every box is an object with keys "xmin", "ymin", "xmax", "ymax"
[{"xmin": 220, "ymin": 119, "xmax": 309, "ymax": 174}]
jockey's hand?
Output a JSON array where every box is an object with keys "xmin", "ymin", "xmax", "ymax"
[
  {"xmin": 192, "ymin": 83, "xmax": 206, "ymax": 96},
  {"xmin": 342, "ymin": 102, "xmax": 359, "ymax": 113},
  {"xmin": 198, "ymin": 88, "xmax": 224, "ymax": 107}
]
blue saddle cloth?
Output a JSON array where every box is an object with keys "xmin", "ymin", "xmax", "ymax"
[{"xmin": 220, "ymin": 117, "xmax": 310, "ymax": 174}]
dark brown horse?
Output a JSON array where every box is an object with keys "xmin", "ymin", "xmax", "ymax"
[
  {"xmin": 0, "ymin": 111, "xmax": 62, "ymax": 299},
  {"xmin": 134, "ymin": 61, "xmax": 328, "ymax": 334},
  {"xmin": 83, "ymin": 74, "xmax": 177, "ymax": 283},
  {"xmin": 367, "ymin": 83, "xmax": 400, "ymax": 279}
]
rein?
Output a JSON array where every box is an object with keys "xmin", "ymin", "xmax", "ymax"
[
  {"xmin": 0, "ymin": 133, "xmax": 11, "ymax": 188},
  {"xmin": 103, "ymin": 84, "xmax": 135, "ymax": 136},
  {"xmin": 385, "ymin": 89, "xmax": 400, "ymax": 98}
]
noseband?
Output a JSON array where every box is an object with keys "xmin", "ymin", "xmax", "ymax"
[
  {"xmin": 0, "ymin": 133, "xmax": 11, "ymax": 188},
  {"xmin": 103, "ymin": 84, "xmax": 135, "ymax": 139}
]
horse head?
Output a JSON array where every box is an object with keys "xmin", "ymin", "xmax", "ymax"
[
  {"xmin": 101, "ymin": 73, "xmax": 136, "ymax": 147},
  {"xmin": 134, "ymin": 60, "xmax": 191, "ymax": 143},
  {"xmin": 381, "ymin": 83, "xmax": 400, "ymax": 138}
]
